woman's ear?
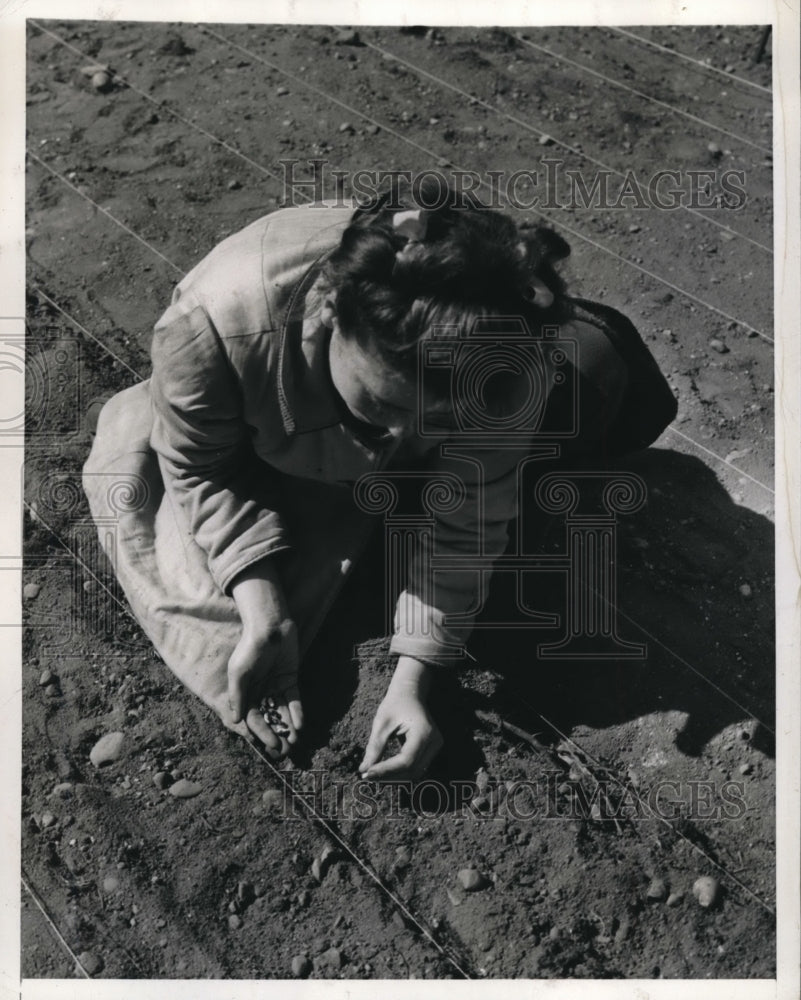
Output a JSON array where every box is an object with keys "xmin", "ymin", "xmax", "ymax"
[{"xmin": 320, "ymin": 296, "xmax": 337, "ymax": 329}]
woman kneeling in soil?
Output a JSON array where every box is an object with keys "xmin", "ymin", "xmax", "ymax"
[{"xmin": 84, "ymin": 187, "xmax": 676, "ymax": 781}]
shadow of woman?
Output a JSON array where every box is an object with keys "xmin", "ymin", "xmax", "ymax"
[{"xmin": 471, "ymin": 447, "xmax": 775, "ymax": 761}]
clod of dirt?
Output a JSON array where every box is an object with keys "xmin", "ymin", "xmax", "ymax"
[
  {"xmin": 709, "ymin": 339, "xmax": 730, "ymax": 354},
  {"xmin": 339, "ymin": 122, "xmax": 355, "ymax": 133},
  {"xmin": 692, "ymin": 876, "xmax": 721, "ymax": 908},
  {"xmin": 91, "ymin": 71, "xmax": 112, "ymax": 93},
  {"xmin": 103, "ymin": 875, "xmax": 120, "ymax": 893},
  {"xmin": 168, "ymin": 778, "xmax": 202, "ymax": 799},
  {"xmin": 313, "ymin": 947, "xmax": 343, "ymax": 974},
  {"xmin": 739, "ymin": 583, "xmax": 753, "ymax": 598},
  {"xmin": 158, "ymin": 36, "xmax": 193, "ymax": 57},
  {"xmin": 153, "ymin": 771, "xmax": 171, "ymax": 790},
  {"xmin": 77, "ymin": 951, "xmax": 103, "ymax": 976},
  {"xmin": 333, "ymin": 29, "xmax": 362, "ymax": 46},
  {"xmin": 645, "ymin": 878, "xmax": 668, "ymax": 902},
  {"xmin": 707, "ymin": 142, "xmax": 722, "ymax": 158},
  {"xmin": 394, "ymin": 845, "xmax": 412, "ymax": 870},
  {"xmin": 538, "ymin": 134, "xmax": 554, "ymax": 146},
  {"xmin": 38, "ymin": 669, "xmax": 54, "ymax": 686},
  {"xmin": 457, "ymin": 868, "xmax": 489, "ymax": 892},
  {"xmin": 40, "ymin": 812, "xmax": 56, "ymax": 828},
  {"xmin": 237, "ymin": 881, "xmax": 255, "ymax": 907},
  {"xmin": 291, "ymin": 954, "xmax": 312, "ymax": 978},
  {"xmin": 51, "ymin": 783, "xmax": 73, "ymax": 800},
  {"xmin": 666, "ymin": 891, "xmax": 685, "ymax": 907},
  {"xmin": 228, "ymin": 914, "xmax": 242, "ymax": 930},
  {"xmin": 276, "ymin": 86, "xmax": 290, "ymax": 96},
  {"xmin": 366, "ymin": 124, "xmax": 380, "ymax": 135},
  {"xmin": 310, "ymin": 844, "xmax": 337, "ymax": 883},
  {"xmin": 89, "ymin": 732, "xmax": 125, "ymax": 767},
  {"xmin": 227, "ymin": 179, "xmax": 242, "ymax": 191},
  {"xmin": 262, "ymin": 788, "xmax": 283, "ymax": 811},
  {"xmin": 738, "ymin": 762, "xmax": 753, "ymax": 776},
  {"xmin": 44, "ymin": 684, "xmax": 60, "ymax": 698},
  {"xmin": 23, "ymin": 583, "xmax": 41, "ymax": 600}
]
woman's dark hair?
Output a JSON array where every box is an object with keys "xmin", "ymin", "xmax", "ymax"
[{"xmin": 320, "ymin": 178, "xmax": 573, "ymax": 397}]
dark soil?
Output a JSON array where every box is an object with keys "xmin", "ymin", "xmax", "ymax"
[{"xmin": 23, "ymin": 21, "xmax": 774, "ymax": 981}]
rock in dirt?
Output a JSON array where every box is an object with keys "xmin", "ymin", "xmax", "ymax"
[
  {"xmin": 262, "ymin": 788, "xmax": 283, "ymax": 810},
  {"xmin": 709, "ymin": 338, "xmax": 729, "ymax": 354},
  {"xmin": 77, "ymin": 951, "xmax": 103, "ymax": 976},
  {"xmin": 666, "ymin": 891, "xmax": 684, "ymax": 906},
  {"xmin": 40, "ymin": 812, "xmax": 56, "ymax": 828},
  {"xmin": 153, "ymin": 771, "xmax": 171, "ymax": 790},
  {"xmin": 44, "ymin": 683, "xmax": 60, "ymax": 698},
  {"xmin": 228, "ymin": 913, "xmax": 242, "ymax": 930},
  {"xmin": 313, "ymin": 947, "xmax": 343, "ymax": 974},
  {"xmin": 457, "ymin": 868, "xmax": 489, "ymax": 892},
  {"xmin": 291, "ymin": 954, "xmax": 312, "ymax": 978},
  {"xmin": 91, "ymin": 71, "xmax": 112, "ymax": 92},
  {"xmin": 693, "ymin": 876, "xmax": 721, "ymax": 908},
  {"xmin": 51, "ymin": 783, "xmax": 74, "ymax": 800},
  {"xmin": 394, "ymin": 845, "xmax": 412, "ymax": 869},
  {"xmin": 646, "ymin": 877, "xmax": 668, "ymax": 902},
  {"xmin": 102, "ymin": 875, "xmax": 120, "ymax": 893},
  {"xmin": 169, "ymin": 778, "xmax": 202, "ymax": 799},
  {"xmin": 90, "ymin": 732, "xmax": 125, "ymax": 767},
  {"xmin": 739, "ymin": 583, "xmax": 752, "ymax": 598},
  {"xmin": 23, "ymin": 583, "xmax": 41, "ymax": 600},
  {"xmin": 38, "ymin": 669, "xmax": 54, "ymax": 686},
  {"xmin": 538, "ymin": 134, "xmax": 554, "ymax": 146},
  {"xmin": 739, "ymin": 762, "xmax": 753, "ymax": 775}
]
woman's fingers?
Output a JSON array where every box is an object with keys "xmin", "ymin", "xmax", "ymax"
[
  {"xmin": 358, "ymin": 717, "xmax": 392, "ymax": 777},
  {"xmin": 245, "ymin": 707, "xmax": 287, "ymax": 757}
]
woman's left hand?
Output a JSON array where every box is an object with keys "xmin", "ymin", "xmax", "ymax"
[{"xmin": 358, "ymin": 656, "xmax": 443, "ymax": 781}]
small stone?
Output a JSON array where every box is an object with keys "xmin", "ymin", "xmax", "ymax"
[
  {"xmin": 646, "ymin": 877, "xmax": 668, "ymax": 901},
  {"xmin": 297, "ymin": 889, "xmax": 311, "ymax": 907},
  {"xmin": 366, "ymin": 124, "xmax": 380, "ymax": 135},
  {"xmin": 692, "ymin": 876, "xmax": 721, "ymax": 908},
  {"xmin": 614, "ymin": 915, "xmax": 630, "ymax": 942},
  {"xmin": 24, "ymin": 583, "xmax": 41, "ymax": 600},
  {"xmin": 90, "ymin": 732, "xmax": 125, "ymax": 768},
  {"xmin": 334, "ymin": 29, "xmax": 361, "ymax": 46},
  {"xmin": 276, "ymin": 86, "xmax": 289, "ymax": 96},
  {"xmin": 739, "ymin": 583, "xmax": 752, "ymax": 598},
  {"xmin": 44, "ymin": 684, "xmax": 60, "ymax": 698},
  {"xmin": 738, "ymin": 762, "xmax": 753, "ymax": 775},
  {"xmin": 228, "ymin": 913, "xmax": 242, "ymax": 930},
  {"xmin": 153, "ymin": 771, "xmax": 171, "ymax": 790},
  {"xmin": 51, "ymin": 783, "xmax": 74, "ymax": 799},
  {"xmin": 102, "ymin": 875, "xmax": 120, "ymax": 893},
  {"xmin": 707, "ymin": 142, "xmax": 722, "ymax": 158},
  {"xmin": 446, "ymin": 887, "xmax": 463, "ymax": 906},
  {"xmin": 40, "ymin": 811, "xmax": 56, "ymax": 828},
  {"xmin": 291, "ymin": 954, "xmax": 311, "ymax": 978},
  {"xmin": 457, "ymin": 868, "xmax": 489, "ymax": 892},
  {"xmin": 91, "ymin": 71, "xmax": 112, "ymax": 92},
  {"xmin": 38, "ymin": 669, "xmax": 54, "ymax": 686},
  {"xmin": 227, "ymin": 179, "xmax": 242, "ymax": 190},
  {"xmin": 339, "ymin": 121, "xmax": 355, "ymax": 133},
  {"xmin": 538, "ymin": 133, "xmax": 554, "ymax": 146},
  {"xmin": 628, "ymin": 223, "xmax": 641, "ymax": 233},
  {"xmin": 720, "ymin": 230, "xmax": 735, "ymax": 241},
  {"xmin": 709, "ymin": 339, "xmax": 729, "ymax": 354},
  {"xmin": 394, "ymin": 845, "xmax": 412, "ymax": 869},
  {"xmin": 262, "ymin": 788, "xmax": 283, "ymax": 811},
  {"xmin": 169, "ymin": 778, "xmax": 202, "ymax": 799},
  {"xmin": 77, "ymin": 951, "xmax": 103, "ymax": 976},
  {"xmin": 666, "ymin": 890, "xmax": 684, "ymax": 906}
]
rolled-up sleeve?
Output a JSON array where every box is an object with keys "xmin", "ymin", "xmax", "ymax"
[
  {"xmin": 389, "ymin": 447, "xmax": 524, "ymax": 666},
  {"xmin": 149, "ymin": 301, "xmax": 289, "ymax": 594}
]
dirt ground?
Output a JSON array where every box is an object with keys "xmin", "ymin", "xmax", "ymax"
[{"xmin": 22, "ymin": 21, "xmax": 775, "ymax": 981}]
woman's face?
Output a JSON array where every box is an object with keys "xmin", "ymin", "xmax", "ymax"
[{"xmin": 328, "ymin": 321, "xmax": 454, "ymax": 441}]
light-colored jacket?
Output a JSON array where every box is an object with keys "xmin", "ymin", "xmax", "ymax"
[{"xmin": 148, "ymin": 201, "xmax": 534, "ymax": 665}]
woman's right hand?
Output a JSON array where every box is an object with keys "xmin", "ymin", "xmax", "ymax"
[
  {"xmin": 228, "ymin": 559, "xmax": 303, "ymax": 755},
  {"xmin": 227, "ymin": 620, "xmax": 302, "ymax": 755}
]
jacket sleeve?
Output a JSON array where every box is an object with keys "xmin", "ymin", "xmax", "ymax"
[
  {"xmin": 149, "ymin": 299, "xmax": 290, "ymax": 595},
  {"xmin": 388, "ymin": 447, "xmax": 524, "ymax": 666}
]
